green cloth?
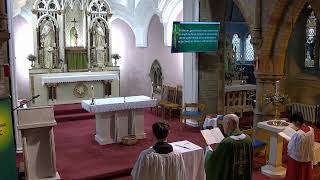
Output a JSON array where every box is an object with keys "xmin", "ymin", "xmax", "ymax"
[
  {"xmin": 205, "ymin": 130, "xmax": 253, "ymax": 180},
  {"xmin": 66, "ymin": 50, "xmax": 87, "ymax": 70}
]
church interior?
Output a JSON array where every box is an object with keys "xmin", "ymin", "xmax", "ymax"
[{"xmin": 1, "ymin": 0, "xmax": 320, "ymax": 179}]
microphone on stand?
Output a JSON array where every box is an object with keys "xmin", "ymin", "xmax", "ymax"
[
  {"xmin": 33, "ymin": 94, "xmax": 40, "ymax": 99},
  {"xmin": 13, "ymin": 95, "xmax": 40, "ymax": 111}
]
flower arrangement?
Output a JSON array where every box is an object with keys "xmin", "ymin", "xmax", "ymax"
[
  {"xmin": 111, "ymin": 53, "xmax": 121, "ymax": 66},
  {"xmin": 27, "ymin": 54, "xmax": 36, "ymax": 67},
  {"xmin": 27, "ymin": 54, "xmax": 36, "ymax": 62},
  {"xmin": 111, "ymin": 53, "xmax": 121, "ymax": 60}
]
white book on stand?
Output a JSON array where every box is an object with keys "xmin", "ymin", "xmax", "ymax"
[
  {"xmin": 278, "ymin": 127, "xmax": 296, "ymax": 141},
  {"xmin": 201, "ymin": 128, "xmax": 225, "ymax": 145}
]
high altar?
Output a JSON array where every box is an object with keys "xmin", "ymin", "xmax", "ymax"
[{"xmin": 29, "ymin": 0, "xmax": 119, "ymax": 106}]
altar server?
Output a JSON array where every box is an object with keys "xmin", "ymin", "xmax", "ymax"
[
  {"xmin": 205, "ymin": 114, "xmax": 253, "ymax": 180},
  {"xmin": 286, "ymin": 113, "xmax": 314, "ymax": 180},
  {"xmin": 131, "ymin": 122, "xmax": 186, "ymax": 180}
]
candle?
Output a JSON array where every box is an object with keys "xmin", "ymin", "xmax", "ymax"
[
  {"xmin": 275, "ymin": 81, "xmax": 280, "ymax": 95},
  {"xmin": 91, "ymin": 85, "xmax": 94, "ymax": 98}
]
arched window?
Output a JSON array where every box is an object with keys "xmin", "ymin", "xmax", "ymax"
[
  {"xmin": 305, "ymin": 10, "xmax": 317, "ymax": 68},
  {"xmin": 245, "ymin": 34, "xmax": 254, "ymax": 62},
  {"xmin": 232, "ymin": 34, "xmax": 241, "ymax": 62}
]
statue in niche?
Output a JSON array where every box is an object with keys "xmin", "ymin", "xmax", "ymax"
[
  {"xmin": 92, "ymin": 21, "xmax": 108, "ymax": 67},
  {"xmin": 93, "ymin": 21, "xmax": 106, "ymax": 48},
  {"xmin": 40, "ymin": 20, "xmax": 56, "ymax": 69}
]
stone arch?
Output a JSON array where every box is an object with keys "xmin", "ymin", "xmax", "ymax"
[
  {"xmin": 62, "ymin": 0, "xmax": 84, "ymax": 11},
  {"xmin": 233, "ymin": 0, "xmax": 254, "ymax": 32},
  {"xmin": 145, "ymin": 14, "xmax": 162, "ymax": 46},
  {"xmin": 161, "ymin": 0, "xmax": 183, "ymax": 46},
  {"xmin": 260, "ymin": 0, "xmax": 320, "ymax": 74},
  {"xmin": 88, "ymin": 0, "xmax": 112, "ymax": 14},
  {"xmin": 33, "ymin": 0, "xmax": 61, "ymax": 11}
]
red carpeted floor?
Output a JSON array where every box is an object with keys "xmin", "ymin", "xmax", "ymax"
[{"xmin": 53, "ymin": 106, "xmax": 320, "ymax": 180}]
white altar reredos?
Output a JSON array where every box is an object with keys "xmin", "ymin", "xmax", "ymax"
[{"xmin": 29, "ymin": 0, "xmax": 119, "ymax": 106}]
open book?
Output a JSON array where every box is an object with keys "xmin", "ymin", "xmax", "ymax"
[
  {"xmin": 201, "ymin": 128, "xmax": 225, "ymax": 145},
  {"xmin": 278, "ymin": 127, "xmax": 296, "ymax": 141}
]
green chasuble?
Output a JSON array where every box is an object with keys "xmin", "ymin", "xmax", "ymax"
[{"xmin": 205, "ymin": 130, "xmax": 253, "ymax": 180}]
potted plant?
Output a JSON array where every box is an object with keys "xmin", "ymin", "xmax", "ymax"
[
  {"xmin": 111, "ymin": 53, "xmax": 121, "ymax": 66},
  {"xmin": 27, "ymin": 54, "xmax": 36, "ymax": 67}
]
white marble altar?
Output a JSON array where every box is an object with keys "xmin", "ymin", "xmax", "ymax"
[
  {"xmin": 30, "ymin": 71, "xmax": 119, "ymax": 106},
  {"xmin": 81, "ymin": 96, "xmax": 158, "ymax": 145},
  {"xmin": 257, "ymin": 120, "xmax": 292, "ymax": 178},
  {"xmin": 28, "ymin": 0, "xmax": 118, "ymax": 107}
]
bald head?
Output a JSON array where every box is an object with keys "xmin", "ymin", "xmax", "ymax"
[{"xmin": 223, "ymin": 114, "xmax": 239, "ymax": 135}]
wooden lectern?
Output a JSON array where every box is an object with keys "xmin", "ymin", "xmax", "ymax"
[{"xmin": 17, "ymin": 106, "xmax": 60, "ymax": 180}]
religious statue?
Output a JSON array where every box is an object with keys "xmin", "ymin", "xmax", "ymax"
[
  {"xmin": 40, "ymin": 20, "xmax": 56, "ymax": 69},
  {"xmin": 93, "ymin": 21, "xmax": 106, "ymax": 48},
  {"xmin": 92, "ymin": 21, "xmax": 108, "ymax": 67}
]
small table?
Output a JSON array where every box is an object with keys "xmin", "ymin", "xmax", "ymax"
[
  {"xmin": 81, "ymin": 96, "xmax": 157, "ymax": 145},
  {"xmin": 170, "ymin": 140, "xmax": 205, "ymax": 180}
]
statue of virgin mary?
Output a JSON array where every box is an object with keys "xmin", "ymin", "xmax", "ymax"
[{"xmin": 40, "ymin": 20, "xmax": 55, "ymax": 68}]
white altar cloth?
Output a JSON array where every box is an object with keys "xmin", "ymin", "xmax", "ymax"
[
  {"xmin": 81, "ymin": 96, "xmax": 157, "ymax": 145},
  {"xmin": 81, "ymin": 96, "xmax": 158, "ymax": 113},
  {"xmin": 41, "ymin": 72, "xmax": 118, "ymax": 85},
  {"xmin": 170, "ymin": 140, "xmax": 205, "ymax": 180}
]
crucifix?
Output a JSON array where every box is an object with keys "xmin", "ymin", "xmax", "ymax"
[{"xmin": 71, "ymin": 18, "xmax": 78, "ymax": 28}]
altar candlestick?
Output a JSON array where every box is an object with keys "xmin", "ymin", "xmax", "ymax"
[
  {"xmin": 276, "ymin": 81, "xmax": 280, "ymax": 95},
  {"xmin": 91, "ymin": 85, "xmax": 95, "ymax": 98},
  {"xmin": 91, "ymin": 85, "xmax": 95, "ymax": 105}
]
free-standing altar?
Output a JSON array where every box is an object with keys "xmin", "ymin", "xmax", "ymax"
[
  {"xmin": 29, "ymin": 0, "xmax": 120, "ymax": 106},
  {"xmin": 81, "ymin": 96, "xmax": 158, "ymax": 145}
]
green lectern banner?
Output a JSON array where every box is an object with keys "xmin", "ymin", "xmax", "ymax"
[
  {"xmin": 171, "ymin": 22, "xmax": 220, "ymax": 53},
  {"xmin": 0, "ymin": 97, "xmax": 18, "ymax": 180}
]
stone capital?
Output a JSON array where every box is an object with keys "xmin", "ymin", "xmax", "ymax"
[{"xmin": 254, "ymin": 72, "xmax": 284, "ymax": 82}]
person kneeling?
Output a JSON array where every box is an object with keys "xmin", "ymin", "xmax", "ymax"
[
  {"xmin": 205, "ymin": 114, "xmax": 253, "ymax": 180},
  {"xmin": 131, "ymin": 122, "xmax": 186, "ymax": 180}
]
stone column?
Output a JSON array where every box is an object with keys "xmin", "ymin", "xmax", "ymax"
[
  {"xmin": 254, "ymin": 72, "xmax": 284, "ymax": 127},
  {"xmin": 183, "ymin": 0, "xmax": 199, "ymax": 104}
]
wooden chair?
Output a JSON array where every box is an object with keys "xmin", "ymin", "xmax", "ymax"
[
  {"xmin": 243, "ymin": 128, "xmax": 268, "ymax": 164},
  {"xmin": 161, "ymin": 86, "xmax": 177, "ymax": 119},
  {"xmin": 155, "ymin": 85, "xmax": 169, "ymax": 116},
  {"xmin": 180, "ymin": 103, "xmax": 206, "ymax": 128},
  {"xmin": 163, "ymin": 85, "xmax": 182, "ymax": 120}
]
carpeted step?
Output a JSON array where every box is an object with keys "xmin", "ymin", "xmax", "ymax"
[
  {"xmin": 54, "ymin": 103, "xmax": 88, "ymax": 116},
  {"xmin": 55, "ymin": 112, "xmax": 95, "ymax": 123}
]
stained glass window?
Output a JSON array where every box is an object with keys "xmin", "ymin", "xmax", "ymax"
[
  {"xmin": 305, "ymin": 10, "xmax": 317, "ymax": 68},
  {"xmin": 232, "ymin": 34, "xmax": 241, "ymax": 62},
  {"xmin": 245, "ymin": 34, "xmax": 254, "ymax": 62}
]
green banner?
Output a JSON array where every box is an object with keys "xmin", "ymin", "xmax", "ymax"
[
  {"xmin": 0, "ymin": 97, "xmax": 18, "ymax": 180},
  {"xmin": 171, "ymin": 22, "xmax": 220, "ymax": 53}
]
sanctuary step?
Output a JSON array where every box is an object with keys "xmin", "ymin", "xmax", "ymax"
[{"xmin": 53, "ymin": 103, "xmax": 95, "ymax": 122}]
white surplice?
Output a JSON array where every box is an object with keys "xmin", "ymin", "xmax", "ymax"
[
  {"xmin": 288, "ymin": 126, "xmax": 314, "ymax": 162},
  {"xmin": 131, "ymin": 148, "xmax": 186, "ymax": 180}
]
